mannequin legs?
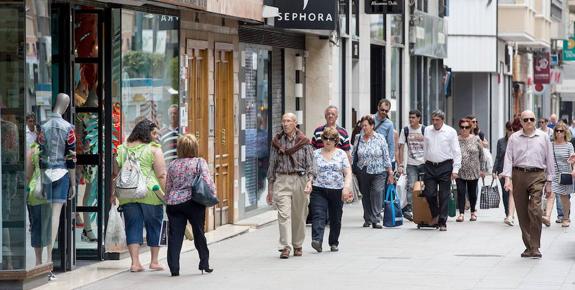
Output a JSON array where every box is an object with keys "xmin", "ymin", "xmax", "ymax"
[{"xmin": 47, "ymin": 203, "xmax": 64, "ymax": 262}]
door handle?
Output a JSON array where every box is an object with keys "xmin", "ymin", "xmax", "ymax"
[{"xmin": 221, "ymin": 128, "xmax": 226, "ymax": 145}]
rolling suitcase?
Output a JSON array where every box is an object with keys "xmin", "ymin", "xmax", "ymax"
[{"xmin": 412, "ymin": 177, "xmax": 437, "ymax": 229}]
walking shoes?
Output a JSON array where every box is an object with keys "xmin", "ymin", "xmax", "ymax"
[{"xmin": 280, "ymin": 247, "xmax": 290, "ymax": 259}]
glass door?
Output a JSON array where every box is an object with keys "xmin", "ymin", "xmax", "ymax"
[{"xmin": 71, "ymin": 7, "xmax": 105, "ymax": 261}]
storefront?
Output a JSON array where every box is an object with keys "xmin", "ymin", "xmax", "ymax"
[
  {"xmin": 237, "ymin": 25, "xmax": 306, "ymax": 218},
  {"xmin": 0, "ymin": 0, "xmax": 180, "ymax": 287}
]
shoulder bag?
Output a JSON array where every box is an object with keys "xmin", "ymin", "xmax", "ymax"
[
  {"xmin": 190, "ymin": 159, "xmax": 219, "ymax": 207},
  {"xmin": 553, "ymin": 144, "xmax": 573, "ymax": 185}
]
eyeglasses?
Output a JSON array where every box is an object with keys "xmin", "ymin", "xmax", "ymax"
[
  {"xmin": 460, "ymin": 126, "xmax": 471, "ymax": 129},
  {"xmin": 556, "ymin": 130, "xmax": 565, "ymax": 133},
  {"xmin": 322, "ymin": 137, "xmax": 337, "ymax": 142},
  {"xmin": 523, "ymin": 118, "xmax": 536, "ymax": 123},
  {"xmin": 379, "ymin": 108, "xmax": 389, "ymax": 113}
]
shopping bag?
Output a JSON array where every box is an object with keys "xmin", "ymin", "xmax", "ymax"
[
  {"xmin": 105, "ymin": 205, "xmax": 127, "ymax": 253},
  {"xmin": 395, "ymin": 175, "xmax": 408, "ymax": 210},
  {"xmin": 480, "ymin": 177, "xmax": 500, "ymax": 209},
  {"xmin": 448, "ymin": 181, "xmax": 457, "ymax": 217},
  {"xmin": 383, "ymin": 185, "xmax": 403, "ymax": 227}
]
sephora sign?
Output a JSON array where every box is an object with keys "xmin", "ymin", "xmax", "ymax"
[{"xmin": 273, "ymin": 0, "xmax": 337, "ymax": 30}]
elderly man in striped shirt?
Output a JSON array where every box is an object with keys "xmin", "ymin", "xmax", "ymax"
[{"xmin": 267, "ymin": 113, "xmax": 316, "ymax": 259}]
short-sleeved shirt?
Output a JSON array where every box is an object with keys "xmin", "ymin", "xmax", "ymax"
[
  {"xmin": 116, "ymin": 142, "xmax": 163, "ymax": 206},
  {"xmin": 311, "ymin": 124, "xmax": 351, "ymax": 151},
  {"xmin": 398, "ymin": 125, "xmax": 425, "ymax": 166},
  {"xmin": 313, "ymin": 148, "xmax": 350, "ymax": 189},
  {"xmin": 353, "ymin": 132, "xmax": 392, "ymax": 175}
]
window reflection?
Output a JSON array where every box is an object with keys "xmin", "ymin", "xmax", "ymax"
[{"xmin": 121, "ymin": 10, "xmax": 179, "ymax": 163}]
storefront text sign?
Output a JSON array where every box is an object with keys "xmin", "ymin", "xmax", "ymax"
[
  {"xmin": 273, "ymin": 0, "xmax": 337, "ymax": 30},
  {"xmin": 533, "ymin": 52, "xmax": 550, "ymax": 84},
  {"xmin": 365, "ymin": 0, "xmax": 403, "ymax": 14},
  {"xmin": 563, "ymin": 38, "xmax": 575, "ymax": 62}
]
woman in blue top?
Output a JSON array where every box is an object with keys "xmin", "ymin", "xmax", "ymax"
[
  {"xmin": 310, "ymin": 127, "xmax": 352, "ymax": 253},
  {"xmin": 353, "ymin": 115, "xmax": 394, "ymax": 229}
]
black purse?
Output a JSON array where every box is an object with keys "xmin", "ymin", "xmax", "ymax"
[
  {"xmin": 352, "ymin": 141, "xmax": 361, "ymax": 175},
  {"xmin": 553, "ymin": 144, "xmax": 573, "ymax": 186},
  {"xmin": 190, "ymin": 159, "xmax": 219, "ymax": 207}
]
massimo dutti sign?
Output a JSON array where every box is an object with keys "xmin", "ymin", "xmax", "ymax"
[
  {"xmin": 272, "ymin": 0, "xmax": 337, "ymax": 30},
  {"xmin": 365, "ymin": 0, "xmax": 403, "ymax": 14}
]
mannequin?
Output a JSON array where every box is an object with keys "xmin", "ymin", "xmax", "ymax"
[{"xmin": 39, "ymin": 93, "xmax": 76, "ymax": 279}]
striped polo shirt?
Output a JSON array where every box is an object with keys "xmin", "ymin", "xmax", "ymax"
[{"xmin": 311, "ymin": 124, "xmax": 351, "ymax": 151}]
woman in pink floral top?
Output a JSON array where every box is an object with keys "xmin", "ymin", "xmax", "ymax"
[{"xmin": 165, "ymin": 134, "xmax": 216, "ymax": 277}]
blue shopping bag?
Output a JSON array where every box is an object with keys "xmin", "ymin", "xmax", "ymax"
[{"xmin": 383, "ymin": 184, "xmax": 403, "ymax": 227}]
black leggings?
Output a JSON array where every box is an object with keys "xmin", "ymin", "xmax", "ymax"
[{"xmin": 456, "ymin": 179, "xmax": 479, "ymax": 214}]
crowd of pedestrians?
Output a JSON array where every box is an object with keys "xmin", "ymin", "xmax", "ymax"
[{"xmin": 109, "ymin": 102, "xmax": 575, "ymax": 277}]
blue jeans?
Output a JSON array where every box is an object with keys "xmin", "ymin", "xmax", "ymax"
[
  {"xmin": 122, "ymin": 203, "xmax": 163, "ymax": 247},
  {"xmin": 405, "ymin": 164, "xmax": 426, "ymax": 212},
  {"xmin": 556, "ymin": 194, "xmax": 569, "ymax": 218},
  {"xmin": 310, "ymin": 186, "xmax": 343, "ymax": 246}
]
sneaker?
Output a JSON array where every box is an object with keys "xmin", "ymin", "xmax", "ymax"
[
  {"xmin": 363, "ymin": 222, "xmax": 371, "ymax": 228},
  {"xmin": 504, "ymin": 218, "xmax": 514, "ymax": 226},
  {"xmin": 403, "ymin": 211, "xmax": 413, "ymax": 222},
  {"xmin": 311, "ymin": 240, "xmax": 322, "ymax": 253},
  {"xmin": 330, "ymin": 245, "xmax": 339, "ymax": 252},
  {"xmin": 530, "ymin": 249, "xmax": 542, "ymax": 259},
  {"xmin": 372, "ymin": 223, "xmax": 383, "ymax": 229},
  {"xmin": 439, "ymin": 226, "xmax": 447, "ymax": 232},
  {"xmin": 556, "ymin": 217, "xmax": 563, "ymax": 224},
  {"xmin": 48, "ymin": 272, "xmax": 57, "ymax": 281}
]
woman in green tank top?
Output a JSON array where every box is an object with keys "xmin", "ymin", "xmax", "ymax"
[{"xmin": 112, "ymin": 120, "xmax": 167, "ymax": 273}]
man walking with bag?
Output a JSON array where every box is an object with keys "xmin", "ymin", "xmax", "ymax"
[
  {"xmin": 398, "ymin": 110, "xmax": 425, "ymax": 221},
  {"xmin": 422, "ymin": 110, "xmax": 461, "ymax": 231},
  {"xmin": 267, "ymin": 113, "xmax": 316, "ymax": 259},
  {"xmin": 373, "ymin": 99, "xmax": 396, "ymax": 168},
  {"xmin": 503, "ymin": 110, "xmax": 554, "ymax": 258}
]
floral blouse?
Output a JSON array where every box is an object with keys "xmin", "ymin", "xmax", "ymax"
[
  {"xmin": 313, "ymin": 148, "xmax": 350, "ymax": 189},
  {"xmin": 352, "ymin": 132, "xmax": 392, "ymax": 175},
  {"xmin": 165, "ymin": 157, "xmax": 217, "ymax": 205}
]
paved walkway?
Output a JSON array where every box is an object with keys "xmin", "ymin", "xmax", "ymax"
[{"xmin": 79, "ymin": 201, "xmax": 575, "ymax": 290}]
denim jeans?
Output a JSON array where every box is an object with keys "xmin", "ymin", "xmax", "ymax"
[
  {"xmin": 405, "ymin": 164, "xmax": 425, "ymax": 212},
  {"xmin": 310, "ymin": 186, "xmax": 343, "ymax": 246},
  {"xmin": 556, "ymin": 194, "xmax": 569, "ymax": 218}
]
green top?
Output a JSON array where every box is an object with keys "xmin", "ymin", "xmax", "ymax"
[
  {"xmin": 116, "ymin": 142, "xmax": 163, "ymax": 206},
  {"xmin": 27, "ymin": 143, "xmax": 48, "ymax": 206}
]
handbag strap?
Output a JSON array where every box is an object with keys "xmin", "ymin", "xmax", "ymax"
[{"xmin": 553, "ymin": 143, "xmax": 559, "ymax": 171}]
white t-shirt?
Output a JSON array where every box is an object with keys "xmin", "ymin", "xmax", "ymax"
[{"xmin": 399, "ymin": 125, "xmax": 425, "ymax": 166}]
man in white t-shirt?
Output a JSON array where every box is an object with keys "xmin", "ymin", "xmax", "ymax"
[{"xmin": 398, "ymin": 110, "xmax": 425, "ymax": 221}]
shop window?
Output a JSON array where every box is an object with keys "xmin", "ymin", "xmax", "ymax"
[
  {"xmin": 240, "ymin": 47, "xmax": 271, "ymax": 214},
  {"xmin": 120, "ymin": 10, "xmax": 179, "ymax": 162}
]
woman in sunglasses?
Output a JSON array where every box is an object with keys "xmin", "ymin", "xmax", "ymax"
[
  {"xmin": 309, "ymin": 127, "xmax": 353, "ymax": 252},
  {"xmin": 455, "ymin": 118, "xmax": 486, "ymax": 222},
  {"xmin": 543, "ymin": 122, "xmax": 574, "ymax": 227}
]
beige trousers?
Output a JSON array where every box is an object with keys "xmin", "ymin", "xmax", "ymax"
[{"xmin": 273, "ymin": 174, "xmax": 309, "ymax": 250}]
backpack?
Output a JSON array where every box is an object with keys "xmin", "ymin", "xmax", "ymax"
[{"xmin": 115, "ymin": 145, "xmax": 149, "ymax": 199}]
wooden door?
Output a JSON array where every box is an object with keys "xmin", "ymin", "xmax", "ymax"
[
  {"xmin": 186, "ymin": 45, "xmax": 209, "ymax": 158},
  {"xmin": 213, "ymin": 48, "xmax": 234, "ymax": 227}
]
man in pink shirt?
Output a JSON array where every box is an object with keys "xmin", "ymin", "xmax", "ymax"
[{"xmin": 503, "ymin": 110, "xmax": 555, "ymax": 259}]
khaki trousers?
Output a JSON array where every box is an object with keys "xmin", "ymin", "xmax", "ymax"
[
  {"xmin": 273, "ymin": 174, "xmax": 309, "ymax": 250},
  {"xmin": 512, "ymin": 170, "xmax": 545, "ymax": 250}
]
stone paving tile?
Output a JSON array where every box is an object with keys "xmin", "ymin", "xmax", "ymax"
[{"xmin": 79, "ymin": 202, "xmax": 575, "ymax": 290}]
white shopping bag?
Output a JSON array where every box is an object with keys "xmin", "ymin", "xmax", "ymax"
[
  {"xmin": 396, "ymin": 175, "xmax": 408, "ymax": 209},
  {"xmin": 105, "ymin": 205, "xmax": 127, "ymax": 253}
]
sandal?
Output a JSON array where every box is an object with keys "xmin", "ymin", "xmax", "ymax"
[
  {"xmin": 456, "ymin": 215, "xmax": 464, "ymax": 222},
  {"xmin": 542, "ymin": 216, "xmax": 551, "ymax": 227},
  {"xmin": 129, "ymin": 266, "xmax": 144, "ymax": 272},
  {"xmin": 149, "ymin": 264, "xmax": 165, "ymax": 271},
  {"xmin": 562, "ymin": 219, "xmax": 571, "ymax": 228},
  {"xmin": 470, "ymin": 213, "xmax": 477, "ymax": 222}
]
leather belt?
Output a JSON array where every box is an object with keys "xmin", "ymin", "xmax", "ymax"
[
  {"xmin": 425, "ymin": 159, "xmax": 453, "ymax": 167},
  {"xmin": 513, "ymin": 167, "xmax": 544, "ymax": 173},
  {"xmin": 278, "ymin": 172, "xmax": 306, "ymax": 176}
]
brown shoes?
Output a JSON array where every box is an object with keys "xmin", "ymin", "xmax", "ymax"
[
  {"xmin": 520, "ymin": 248, "xmax": 531, "ymax": 258},
  {"xmin": 294, "ymin": 248, "xmax": 303, "ymax": 256},
  {"xmin": 280, "ymin": 247, "xmax": 290, "ymax": 259}
]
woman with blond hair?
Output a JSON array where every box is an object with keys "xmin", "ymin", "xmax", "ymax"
[
  {"xmin": 543, "ymin": 122, "xmax": 574, "ymax": 227},
  {"xmin": 165, "ymin": 134, "xmax": 216, "ymax": 276}
]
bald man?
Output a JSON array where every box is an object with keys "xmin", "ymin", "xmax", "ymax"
[
  {"xmin": 502, "ymin": 110, "xmax": 555, "ymax": 258},
  {"xmin": 267, "ymin": 113, "xmax": 316, "ymax": 259}
]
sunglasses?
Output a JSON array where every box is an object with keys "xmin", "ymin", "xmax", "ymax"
[
  {"xmin": 322, "ymin": 137, "xmax": 337, "ymax": 142},
  {"xmin": 556, "ymin": 130, "xmax": 565, "ymax": 133},
  {"xmin": 379, "ymin": 108, "xmax": 389, "ymax": 113},
  {"xmin": 460, "ymin": 126, "xmax": 471, "ymax": 129},
  {"xmin": 539, "ymin": 121, "xmax": 547, "ymax": 123},
  {"xmin": 472, "ymin": 120, "xmax": 477, "ymax": 123},
  {"xmin": 523, "ymin": 118, "xmax": 536, "ymax": 123}
]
